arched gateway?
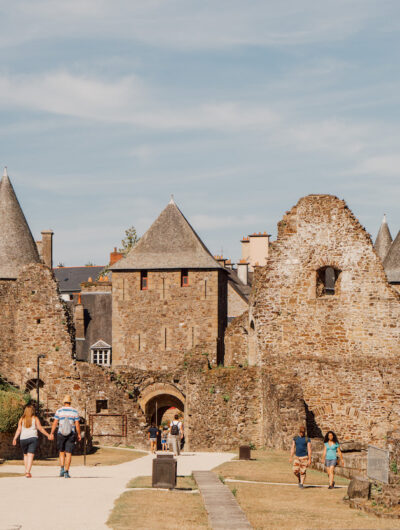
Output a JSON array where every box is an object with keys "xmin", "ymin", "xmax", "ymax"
[{"xmin": 138, "ymin": 383, "xmax": 185, "ymax": 426}]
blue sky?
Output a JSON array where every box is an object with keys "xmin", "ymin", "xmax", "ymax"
[{"xmin": 1, "ymin": 0, "xmax": 400, "ymax": 265}]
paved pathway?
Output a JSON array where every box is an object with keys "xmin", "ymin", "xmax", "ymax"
[
  {"xmin": 0, "ymin": 451, "xmax": 234, "ymax": 530},
  {"xmin": 193, "ymin": 470, "xmax": 252, "ymax": 530}
]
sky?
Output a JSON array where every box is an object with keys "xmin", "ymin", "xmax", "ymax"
[{"xmin": 1, "ymin": 0, "xmax": 400, "ymax": 266}]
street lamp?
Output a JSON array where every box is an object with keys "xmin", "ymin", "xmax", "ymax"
[{"xmin": 36, "ymin": 354, "xmax": 46, "ymax": 416}]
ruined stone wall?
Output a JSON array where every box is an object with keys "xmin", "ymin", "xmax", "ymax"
[
  {"xmin": 224, "ymin": 311, "xmax": 249, "ymax": 366},
  {"xmin": 112, "ymin": 269, "xmax": 227, "ymax": 370},
  {"xmin": 252, "ymin": 195, "xmax": 400, "ymax": 444}
]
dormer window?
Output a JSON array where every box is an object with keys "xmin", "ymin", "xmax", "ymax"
[
  {"xmin": 90, "ymin": 340, "xmax": 111, "ymax": 366},
  {"xmin": 141, "ymin": 270, "xmax": 148, "ymax": 290},
  {"xmin": 181, "ymin": 269, "xmax": 189, "ymax": 287},
  {"xmin": 316, "ymin": 266, "xmax": 341, "ymax": 297}
]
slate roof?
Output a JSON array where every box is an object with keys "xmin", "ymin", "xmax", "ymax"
[
  {"xmin": 374, "ymin": 215, "xmax": 393, "ymax": 262},
  {"xmin": 227, "ymin": 268, "xmax": 252, "ymax": 301},
  {"xmin": 383, "ymin": 230, "xmax": 400, "ymax": 282},
  {"xmin": 0, "ymin": 168, "xmax": 40, "ymax": 279},
  {"xmin": 111, "ymin": 198, "xmax": 222, "ymax": 270},
  {"xmin": 54, "ymin": 266, "xmax": 105, "ymax": 293}
]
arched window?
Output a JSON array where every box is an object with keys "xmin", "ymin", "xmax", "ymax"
[{"xmin": 316, "ymin": 266, "xmax": 341, "ymax": 297}]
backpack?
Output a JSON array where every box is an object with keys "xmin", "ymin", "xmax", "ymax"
[
  {"xmin": 59, "ymin": 416, "xmax": 72, "ymax": 436},
  {"xmin": 171, "ymin": 422, "xmax": 179, "ymax": 436}
]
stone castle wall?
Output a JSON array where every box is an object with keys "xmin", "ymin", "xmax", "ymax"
[
  {"xmin": 112, "ymin": 269, "xmax": 227, "ymax": 370},
  {"xmin": 251, "ymin": 195, "xmax": 400, "ymax": 444},
  {"xmin": 224, "ymin": 310, "xmax": 249, "ymax": 366}
]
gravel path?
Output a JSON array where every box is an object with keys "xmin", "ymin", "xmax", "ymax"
[{"xmin": 0, "ymin": 451, "xmax": 234, "ymax": 530}]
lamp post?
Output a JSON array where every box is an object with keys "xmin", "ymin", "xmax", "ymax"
[{"xmin": 36, "ymin": 354, "xmax": 46, "ymax": 416}]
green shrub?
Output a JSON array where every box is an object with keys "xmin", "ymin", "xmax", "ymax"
[{"xmin": 0, "ymin": 389, "xmax": 30, "ymax": 433}]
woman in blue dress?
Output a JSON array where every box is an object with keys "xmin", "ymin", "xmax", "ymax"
[{"xmin": 321, "ymin": 430, "xmax": 344, "ymax": 489}]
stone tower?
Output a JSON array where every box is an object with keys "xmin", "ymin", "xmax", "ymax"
[
  {"xmin": 111, "ymin": 198, "xmax": 227, "ymax": 370},
  {"xmin": 0, "ymin": 168, "xmax": 40, "ymax": 279},
  {"xmin": 374, "ymin": 214, "xmax": 392, "ymax": 262}
]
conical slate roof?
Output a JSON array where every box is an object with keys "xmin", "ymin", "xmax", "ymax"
[
  {"xmin": 111, "ymin": 198, "xmax": 222, "ymax": 270},
  {"xmin": 0, "ymin": 168, "xmax": 40, "ymax": 279},
  {"xmin": 374, "ymin": 214, "xmax": 392, "ymax": 261},
  {"xmin": 383, "ymin": 230, "xmax": 400, "ymax": 282}
]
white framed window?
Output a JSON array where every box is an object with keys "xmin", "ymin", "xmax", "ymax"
[{"xmin": 90, "ymin": 340, "xmax": 111, "ymax": 366}]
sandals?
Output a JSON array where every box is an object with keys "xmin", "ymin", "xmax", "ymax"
[{"xmin": 25, "ymin": 472, "xmax": 32, "ymax": 478}]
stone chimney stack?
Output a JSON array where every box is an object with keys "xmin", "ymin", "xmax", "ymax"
[
  {"xmin": 74, "ymin": 293, "xmax": 85, "ymax": 339},
  {"xmin": 109, "ymin": 247, "xmax": 123, "ymax": 266},
  {"xmin": 41, "ymin": 230, "xmax": 54, "ymax": 269},
  {"xmin": 237, "ymin": 259, "xmax": 249, "ymax": 285},
  {"xmin": 214, "ymin": 255, "xmax": 227, "ymax": 268}
]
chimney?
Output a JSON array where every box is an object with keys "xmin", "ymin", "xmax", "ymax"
[
  {"xmin": 237, "ymin": 259, "xmax": 249, "ymax": 285},
  {"xmin": 225, "ymin": 259, "xmax": 233, "ymax": 270},
  {"xmin": 110, "ymin": 247, "xmax": 123, "ymax": 266},
  {"xmin": 214, "ymin": 255, "xmax": 227, "ymax": 268},
  {"xmin": 74, "ymin": 293, "xmax": 85, "ymax": 339},
  {"xmin": 41, "ymin": 230, "xmax": 54, "ymax": 269},
  {"xmin": 36, "ymin": 240, "xmax": 43, "ymax": 260}
]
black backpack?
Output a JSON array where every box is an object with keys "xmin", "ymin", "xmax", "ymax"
[{"xmin": 171, "ymin": 422, "xmax": 179, "ymax": 435}]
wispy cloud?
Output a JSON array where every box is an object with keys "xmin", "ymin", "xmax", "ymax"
[{"xmin": 1, "ymin": 0, "xmax": 393, "ymax": 50}]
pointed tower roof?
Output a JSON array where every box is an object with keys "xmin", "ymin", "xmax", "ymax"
[
  {"xmin": 111, "ymin": 200, "xmax": 222, "ymax": 270},
  {"xmin": 0, "ymin": 169, "xmax": 40, "ymax": 279},
  {"xmin": 383, "ymin": 230, "xmax": 400, "ymax": 282},
  {"xmin": 374, "ymin": 214, "xmax": 393, "ymax": 262}
]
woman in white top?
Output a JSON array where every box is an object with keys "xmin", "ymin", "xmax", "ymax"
[{"xmin": 13, "ymin": 405, "xmax": 50, "ymax": 477}]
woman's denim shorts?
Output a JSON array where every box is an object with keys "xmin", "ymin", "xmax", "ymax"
[{"xmin": 325, "ymin": 459, "xmax": 337, "ymax": 467}]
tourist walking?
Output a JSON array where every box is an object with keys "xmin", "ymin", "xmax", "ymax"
[
  {"xmin": 148, "ymin": 423, "xmax": 159, "ymax": 454},
  {"xmin": 322, "ymin": 430, "xmax": 344, "ymax": 489},
  {"xmin": 289, "ymin": 425, "xmax": 311, "ymax": 488},
  {"xmin": 12, "ymin": 404, "xmax": 51, "ymax": 477},
  {"xmin": 49, "ymin": 395, "xmax": 81, "ymax": 478},
  {"xmin": 169, "ymin": 414, "xmax": 183, "ymax": 456}
]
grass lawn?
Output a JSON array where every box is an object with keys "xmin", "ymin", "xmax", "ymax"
[
  {"xmin": 4, "ymin": 447, "xmax": 147, "ymax": 467},
  {"xmin": 128, "ymin": 475, "xmax": 197, "ymax": 490},
  {"xmin": 214, "ymin": 449, "xmax": 397, "ymax": 529},
  {"xmin": 107, "ymin": 475, "xmax": 209, "ymax": 530}
]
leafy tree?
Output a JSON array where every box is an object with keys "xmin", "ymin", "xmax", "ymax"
[
  {"xmin": 119, "ymin": 226, "xmax": 140, "ymax": 256},
  {"xmin": 0, "ymin": 388, "xmax": 30, "ymax": 433}
]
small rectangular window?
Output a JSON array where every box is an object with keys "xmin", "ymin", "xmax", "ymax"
[
  {"xmin": 181, "ymin": 269, "xmax": 189, "ymax": 287},
  {"xmin": 141, "ymin": 271, "xmax": 148, "ymax": 290},
  {"xmin": 96, "ymin": 400, "xmax": 108, "ymax": 413}
]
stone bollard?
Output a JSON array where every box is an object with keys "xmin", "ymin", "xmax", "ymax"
[
  {"xmin": 347, "ymin": 476, "xmax": 371, "ymax": 499},
  {"xmin": 152, "ymin": 453, "xmax": 177, "ymax": 489},
  {"xmin": 239, "ymin": 445, "xmax": 251, "ymax": 460}
]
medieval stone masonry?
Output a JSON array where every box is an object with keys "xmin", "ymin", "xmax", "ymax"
[{"xmin": 1, "ymin": 168, "xmax": 400, "ymax": 456}]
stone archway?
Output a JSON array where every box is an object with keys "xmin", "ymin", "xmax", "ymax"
[{"xmin": 139, "ymin": 383, "xmax": 185, "ymax": 425}]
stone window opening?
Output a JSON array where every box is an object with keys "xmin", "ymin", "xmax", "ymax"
[
  {"xmin": 204, "ymin": 279, "xmax": 207, "ymax": 298},
  {"xmin": 316, "ymin": 266, "xmax": 341, "ymax": 297},
  {"xmin": 35, "ymin": 318, "xmax": 41, "ymax": 324},
  {"xmin": 141, "ymin": 270, "xmax": 148, "ymax": 290},
  {"xmin": 96, "ymin": 399, "xmax": 108, "ymax": 413},
  {"xmin": 181, "ymin": 269, "xmax": 189, "ymax": 287},
  {"xmin": 90, "ymin": 340, "xmax": 111, "ymax": 366}
]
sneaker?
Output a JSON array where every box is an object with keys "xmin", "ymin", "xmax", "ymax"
[
  {"xmin": 59, "ymin": 468, "xmax": 65, "ymax": 477},
  {"xmin": 298, "ymin": 483, "xmax": 304, "ymax": 488},
  {"xmin": 64, "ymin": 471, "xmax": 71, "ymax": 478},
  {"xmin": 328, "ymin": 485, "xmax": 333, "ymax": 489}
]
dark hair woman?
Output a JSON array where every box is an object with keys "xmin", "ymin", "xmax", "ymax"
[{"xmin": 321, "ymin": 431, "xmax": 344, "ymax": 489}]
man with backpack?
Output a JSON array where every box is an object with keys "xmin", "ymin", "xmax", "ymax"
[
  {"xmin": 49, "ymin": 395, "xmax": 81, "ymax": 478},
  {"xmin": 169, "ymin": 414, "xmax": 183, "ymax": 456}
]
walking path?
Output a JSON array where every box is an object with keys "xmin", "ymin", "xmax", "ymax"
[
  {"xmin": 194, "ymin": 470, "xmax": 252, "ymax": 530},
  {"xmin": 0, "ymin": 451, "xmax": 234, "ymax": 530}
]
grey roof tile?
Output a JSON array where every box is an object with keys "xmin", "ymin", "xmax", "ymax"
[
  {"xmin": 53, "ymin": 266, "xmax": 105, "ymax": 292},
  {"xmin": 111, "ymin": 199, "xmax": 222, "ymax": 270},
  {"xmin": 0, "ymin": 169, "xmax": 40, "ymax": 279},
  {"xmin": 384, "ymin": 230, "xmax": 400, "ymax": 282},
  {"xmin": 374, "ymin": 214, "xmax": 392, "ymax": 261}
]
